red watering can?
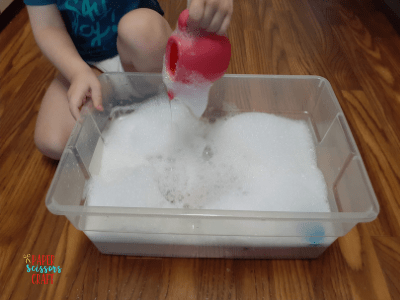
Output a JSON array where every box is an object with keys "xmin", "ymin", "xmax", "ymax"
[{"xmin": 164, "ymin": 9, "xmax": 231, "ymax": 101}]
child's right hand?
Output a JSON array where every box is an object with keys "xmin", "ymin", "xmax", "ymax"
[
  {"xmin": 187, "ymin": 0, "xmax": 233, "ymax": 35},
  {"xmin": 67, "ymin": 68, "xmax": 103, "ymax": 120}
]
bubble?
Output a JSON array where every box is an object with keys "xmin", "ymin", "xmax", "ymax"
[{"xmin": 202, "ymin": 145, "xmax": 213, "ymax": 161}]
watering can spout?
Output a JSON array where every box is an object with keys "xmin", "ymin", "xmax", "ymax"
[{"xmin": 167, "ymin": 90, "xmax": 175, "ymax": 101}]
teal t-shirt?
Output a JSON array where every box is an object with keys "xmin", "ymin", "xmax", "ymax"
[{"xmin": 24, "ymin": 0, "xmax": 164, "ymax": 62}]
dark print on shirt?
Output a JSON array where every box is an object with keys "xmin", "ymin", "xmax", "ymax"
[{"xmin": 65, "ymin": 0, "xmax": 118, "ymax": 47}]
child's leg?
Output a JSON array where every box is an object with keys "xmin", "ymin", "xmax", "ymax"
[
  {"xmin": 117, "ymin": 8, "xmax": 173, "ymax": 72},
  {"xmin": 34, "ymin": 68, "xmax": 102, "ymax": 160}
]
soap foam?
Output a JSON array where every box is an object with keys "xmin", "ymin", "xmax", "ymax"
[
  {"xmin": 162, "ymin": 55, "xmax": 212, "ymax": 118},
  {"xmin": 85, "ymin": 96, "xmax": 330, "ymax": 213}
]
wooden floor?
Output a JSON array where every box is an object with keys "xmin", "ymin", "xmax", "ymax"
[{"xmin": 1, "ymin": 0, "xmax": 400, "ymax": 299}]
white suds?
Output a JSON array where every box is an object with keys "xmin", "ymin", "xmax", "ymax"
[{"xmin": 85, "ymin": 96, "xmax": 329, "ymax": 212}]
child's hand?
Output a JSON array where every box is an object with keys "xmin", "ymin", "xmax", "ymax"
[
  {"xmin": 187, "ymin": 0, "xmax": 233, "ymax": 35},
  {"xmin": 67, "ymin": 68, "xmax": 103, "ymax": 120}
]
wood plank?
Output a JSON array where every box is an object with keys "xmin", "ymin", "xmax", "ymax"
[
  {"xmin": 372, "ymin": 236, "xmax": 400, "ymax": 299},
  {"xmin": 332, "ymin": 4, "xmax": 400, "ymax": 144},
  {"xmin": 339, "ymin": 90, "xmax": 400, "ymax": 236},
  {"xmin": 339, "ymin": 225, "xmax": 392, "ymax": 300}
]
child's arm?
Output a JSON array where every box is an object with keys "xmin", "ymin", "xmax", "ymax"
[{"xmin": 27, "ymin": 4, "xmax": 103, "ymax": 120}]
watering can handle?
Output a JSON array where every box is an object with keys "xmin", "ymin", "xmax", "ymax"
[
  {"xmin": 178, "ymin": 9, "xmax": 190, "ymax": 32},
  {"xmin": 177, "ymin": 9, "xmax": 213, "ymax": 36}
]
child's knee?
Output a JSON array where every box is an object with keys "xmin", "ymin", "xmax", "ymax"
[
  {"xmin": 117, "ymin": 8, "xmax": 170, "ymax": 53},
  {"xmin": 34, "ymin": 127, "xmax": 66, "ymax": 160}
]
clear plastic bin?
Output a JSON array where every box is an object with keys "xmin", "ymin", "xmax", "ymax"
[{"xmin": 46, "ymin": 73, "xmax": 379, "ymax": 259}]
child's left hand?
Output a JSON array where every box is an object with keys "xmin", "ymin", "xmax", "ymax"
[{"xmin": 187, "ymin": 0, "xmax": 233, "ymax": 35}]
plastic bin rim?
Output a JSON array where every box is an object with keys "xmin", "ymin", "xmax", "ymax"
[
  {"xmin": 99, "ymin": 72, "xmax": 330, "ymax": 81},
  {"xmin": 46, "ymin": 200, "xmax": 379, "ymax": 222}
]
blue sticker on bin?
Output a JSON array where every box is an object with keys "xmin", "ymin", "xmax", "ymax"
[{"xmin": 299, "ymin": 223, "xmax": 325, "ymax": 246}]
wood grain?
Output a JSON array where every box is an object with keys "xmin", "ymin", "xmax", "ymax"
[
  {"xmin": 1, "ymin": 0, "xmax": 400, "ymax": 299},
  {"xmin": 372, "ymin": 236, "xmax": 400, "ymax": 299}
]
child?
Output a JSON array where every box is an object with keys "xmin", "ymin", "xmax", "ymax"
[{"xmin": 25, "ymin": 0, "xmax": 233, "ymax": 160}]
